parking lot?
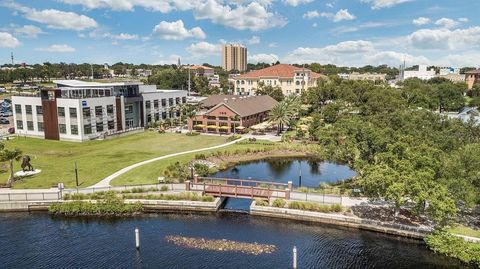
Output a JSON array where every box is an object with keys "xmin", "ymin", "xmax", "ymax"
[{"xmin": 0, "ymin": 98, "xmax": 13, "ymax": 137}]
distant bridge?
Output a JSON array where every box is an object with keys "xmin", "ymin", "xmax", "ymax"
[{"xmin": 185, "ymin": 176, "xmax": 292, "ymax": 200}]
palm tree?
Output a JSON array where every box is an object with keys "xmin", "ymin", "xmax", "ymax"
[
  {"xmin": 269, "ymin": 96, "xmax": 300, "ymax": 135},
  {"xmin": 2, "ymin": 148, "xmax": 23, "ymax": 186},
  {"xmin": 230, "ymin": 114, "xmax": 240, "ymax": 134}
]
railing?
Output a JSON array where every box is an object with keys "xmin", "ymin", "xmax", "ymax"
[
  {"xmin": 290, "ymin": 191, "xmax": 343, "ymax": 205},
  {"xmin": 0, "ymin": 192, "xmax": 61, "ymax": 201}
]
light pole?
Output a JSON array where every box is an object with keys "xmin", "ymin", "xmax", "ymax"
[
  {"xmin": 74, "ymin": 161, "xmax": 79, "ymax": 192},
  {"xmin": 298, "ymin": 161, "xmax": 302, "ymax": 187}
]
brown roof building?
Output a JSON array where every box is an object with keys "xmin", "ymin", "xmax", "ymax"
[
  {"xmin": 465, "ymin": 70, "xmax": 480, "ymax": 90},
  {"xmin": 233, "ymin": 64, "xmax": 325, "ymax": 96},
  {"xmin": 188, "ymin": 95, "xmax": 277, "ymax": 134}
]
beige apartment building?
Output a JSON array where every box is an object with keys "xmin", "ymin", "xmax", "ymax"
[
  {"xmin": 222, "ymin": 44, "xmax": 247, "ymax": 72},
  {"xmin": 465, "ymin": 70, "xmax": 480, "ymax": 90},
  {"xmin": 346, "ymin": 72, "xmax": 387, "ymax": 82},
  {"xmin": 232, "ymin": 64, "xmax": 325, "ymax": 96}
]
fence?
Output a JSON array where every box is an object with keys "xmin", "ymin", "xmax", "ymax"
[
  {"xmin": 0, "ymin": 183, "xmax": 186, "ymax": 202},
  {"xmin": 290, "ymin": 191, "xmax": 343, "ymax": 205}
]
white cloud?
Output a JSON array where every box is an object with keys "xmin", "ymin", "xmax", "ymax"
[
  {"xmin": 14, "ymin": 25, "xmax": 44, "ymax": 38},
  {"xmin": 57, "ymin": 0, "xmax": 191, "ymax": 13},
  {"xmin": 408, "ymin": 26, "xmax": 480, "ymax": 50},
  {"xmin": 326, "ymin": 2, "xmax": 334, "ymax": 8},
  {"xmin": 303, "ymin": 10, "xmax": 320, "ymax": 19},
  {"xmin": 0, "ymin": 32, "xmax": 21, "ymax": 48},
  {"xmin": 458, "ymin": 18, "xmax": 469, "ymax": 23},
  {"xmin": 112, "ymin": 33, "xmax": 138, "ymax": 40},
  {"xmin": 249, "ymin": 53, "xmax": 279, "ymax": 64},
  {"xmin": 334, "ymin": 22, "xmax": 394, "ymax": 34},
  {"xmin": 268, "ymin": 42, "xmax": 278, "ymax": 48},
  {"xmin": 4, "ymin": 2, "xmax": 97, "ymax": 31},
  {"xmin": 306, "ymin": 9, "xmax": 355, "ymax": 22},
  {"xmin": 365, "ymin": 51, "xmax": 429, "ymax": 66},
  {"xmin": 248, "ymin": 36, "xmax": 260, "ymax": 45},
  {"xmin": 35, "ymin": 44, "xmax": 76, "ymax": 52},
  {"xmin": 434, "ymin": 18, "xmax": 460, "ymax": 29},
  {"xmin": 154, "ymin": 54, "xmax": 181, "ymax": 65},
  {"xmin": 153, "ymin": 20, "xmax": 206, "ymax": 40},
  {"xmin": 312, "ymin": 23, "xmax": 318, "ymax": 28},
  {"xmin": 282, "ymin": 0, "xmax": 313, "ymax": 7},
  {"xmin": 412, "ymin": 17, "xmax": 430, "ymax": 26},
  {"xmin": 186, "ymin": 41, "xmax": 221, "ymax": 56},
  {"xmin": 361, "ymin": 0, "xmax": 413, "ymax": 9},
  {"xmin": 193, "ymin": 0, "xmax": 287, "ymax": 31}
]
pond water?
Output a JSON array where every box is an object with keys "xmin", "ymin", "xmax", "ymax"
[
  {"xmin": 0, "ymin": 212, "xmax": 468, "ymax": 269},
  {"xmin": 210, "ymin": 157, "xmax": 357, "ymax": 188}
]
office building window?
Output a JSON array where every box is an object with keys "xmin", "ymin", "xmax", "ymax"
[
  {"xmin": 161, "ymin": 99, "xmax": 166, "ymax": 107},
  {"xmin": 169, "ymin": 98, "xmax": 174, "ymax": 106},
  {"xmin": 145, "ymin": 101, "xmax": 151, "ymax": 109},
  {"xmin": 95, "ymin": 106, "xmax": 103, "ymax": 117},
  {"xmin": 58, "ymin": 107, "xmax": 65, "ymax": 117},
  {"xmin": 84, "ymin": 124, "xmax": 92, "ymax": 134},
  {"xmin": 154, "ymin": 100, "xmax": 159, "ymax": 109},
  {"xmin": 107, "ymin": 105, "xmax": 114, "ymax": 115},
  {"xmin": 59, "ymin": 124, "xmax": 66, "ymax": 134},
  {"xmin": 108, "ymin": 120, "xmax": 115, "ymax": 130},
  {"xmin": 125, "ymin": 105, "xmax": 133, "ymax": 114},
  {"xmin": 16, "ymin": 120, "xmax": 23, "ymax": 129},
  {"xmin": 27, "ymin": 121, "xmax": 34, "ymax": 131},
  {"xmin": 26, "ymin": 105, "xmax": 32, "ymax": 115},
  {"xmin": 36, "ymin": 106, "xmax": 43, "ymax": 115},
  {"xmin": 15, "ymin": 104, "xmax": 22, "ymax": 114},
  {"xmin": 71, "ymin": 125, "xmax": 78, "ymax": 135},
  {"xmin": 147, "ymin": 114, "xmax": 152, "ymax": 123},
  {"xmin": 155, "ymin": 113, "xmax": 159, "ymax": 121},
  {"xmin": 96, "ymin": 121, "xmax": 104, "ymax": 132},
  {"xmin": 69, "ymin": 108, "xmax": 77, "ymax": 118},
  {"xmin": 37, "ymin": 122, "xmax": 44, "ymax": 132},
  {"xmin": 82, "ymin": 107, "xmax": 91, "ymax": 117}
]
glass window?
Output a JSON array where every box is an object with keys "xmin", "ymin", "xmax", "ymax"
[
  {"xmin": 161, "ymin": 99, "xmax": 166, "ymax": 107},
  {"xmin": 169, "ymin": 98, "xmax": 174, "ymax": 106},
  {"xmin": 96, "ymin": 121, "xmax": 104, "ymax": 132},
  {"xmin": 125, "ymin": 105, "xmax": 133, "ymax": 114},
  {"xmin": 145, "ymin": 101, "xmax": 151, "ymax": 109},
  {"xmin": 37, "ymin": 122, "xmax": 44, "ymax": 132},
  {"xmin": 82, "ymin": 107, "xmax": 91, "ymax": 117},
  {"xmin": 27, "ymin": 121, "xmax": 34, "ymax": 131},
  {"xmin": 71, "ymin": 125, "xmax": 78, "ymax": 135},
  {"xmin": 15, "ymin": 104, "xmax": 21, "ymax": 114},
  {"xmin": 84, "ymin": 124, "xmax": 92, "ymax": 134},
  {"xmin": 69, "ymin": 108, "xmax": 77, "ymax": 118},
  {"xmin": 36, "ymin": 106, "xmax": 43, "ymax": 115},
  {"xmin": 154, "ymin": 100, "xmax": 159, "ymax": 109},
  {"xmin": 107, "ymin": 105, "xmax": 114, "ymax": 115},
  {"xmin": 108, "ymin": 120, "xmax": 115, "ymax": 130},
  {"xmin": 16, "ymin": 120, "xmax": 23, "ymax": 129},
  {"xmin": 95, "ymin": 106, "xmax": 103, "ymax": 117},
  {"xmin": 58, "ymin": 107, "xmax": 65, "ymax": 117},
  {"xmin": 26, "ymin": 105, "xmax": 32, "ymax": 115},
  {"xmin": 59, "ymin": 124, "xmax": 66, "ymax": 134}
]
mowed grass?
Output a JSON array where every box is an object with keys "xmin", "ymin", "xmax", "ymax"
[
  {"xmin": 0, "ymin": 132, "xmax": 226, "ymax": 189},
  {"xmin": 448, "ymin": 225, "xmax": 480, "ymax": 238},
  {"xmin": 111, "ymin": 142, "xmax": 277, "ymax": 186}
]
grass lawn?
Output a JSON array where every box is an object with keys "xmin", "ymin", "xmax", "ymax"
[
  {"xmin": 448, "ymin": 225, "xmax": 480, "ymax": 238},
  {"xmin": 1, "ymin": 132, "xmax": 226, "ymax": 189},
  {"xmin": 111, "ymin": 141, "xmax": 278, "ymax": 186}
]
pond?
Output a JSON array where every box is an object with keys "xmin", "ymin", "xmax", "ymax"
[
  {"xmin": 0, "ymin": 213, "xmax": 469, "ymax": 269},
  {"xmin": 210, "ymin": 157, "xmax": 357, "ymax": 188}
]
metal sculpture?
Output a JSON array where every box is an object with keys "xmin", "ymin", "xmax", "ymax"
[{"xmin": 21, "ymin": 155, "xmax": 34, "ymax": 172}]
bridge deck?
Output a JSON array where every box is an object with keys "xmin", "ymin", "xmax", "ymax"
[{"xmin": 204, "ymin": 185, "xmax": 273, "ymax": 198}]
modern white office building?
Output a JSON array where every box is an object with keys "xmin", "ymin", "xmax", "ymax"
[{"xmin": 12, "ymin": 80, "xmax": 187, "ymax": 141}]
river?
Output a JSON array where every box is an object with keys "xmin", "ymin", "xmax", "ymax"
[{"xmin": 0, "ymin": 212, "xmax": 469, "ymax": 269}]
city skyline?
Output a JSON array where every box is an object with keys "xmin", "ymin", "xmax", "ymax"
[{"xmin": 0, "ymin": 0, "xmax": 479, "ymax": 67}]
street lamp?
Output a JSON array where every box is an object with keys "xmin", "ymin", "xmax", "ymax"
[
  {"xmin": 298, "ymin": 161, "xmax": 302, "ymax": 187},
  {"xmin": 74, "ymin": 161, "xmax": 79, "ymax": 192}
]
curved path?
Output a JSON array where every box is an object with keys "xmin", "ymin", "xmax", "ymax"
[{"xmin": 91, "ymin": 137, "xmax": 247, "ymax": 188}]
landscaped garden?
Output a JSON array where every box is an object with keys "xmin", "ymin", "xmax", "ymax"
[{"xmin": 0, "ymin": 132, "xmax": 226, "ymax": 188}]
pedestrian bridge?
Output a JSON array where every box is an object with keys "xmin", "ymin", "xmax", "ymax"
[{"xmin": 185, "ymin": 176, "xmax": 292, "ymax": 200}]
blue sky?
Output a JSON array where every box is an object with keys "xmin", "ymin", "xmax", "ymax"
[{"xmin": 0, "ymin": 0, "xmax": 479, "ymax": 67}]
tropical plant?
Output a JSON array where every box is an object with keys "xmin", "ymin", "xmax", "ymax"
[
  {"xmin": 269, "ymin": 96, "xmax": 300, "ymax": 135},
  {"xmin": 1, "ymin": 147, "xmax": 22, "ymax": 186},
  {"xmin": 230, "ymin": 114, "xmax": 240, "ymax": 134}
]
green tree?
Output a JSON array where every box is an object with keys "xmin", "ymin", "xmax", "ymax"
[
  {"xmin": 1, "ymin": 147, "xmax": 23, "ymax": 186},
  {"xmin": 255, "ymin": 82, "xmax": 284, "ymax": 101}
]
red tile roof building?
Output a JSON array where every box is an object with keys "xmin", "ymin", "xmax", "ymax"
[{"xmin": 233, "ymin": 64, "xmax": 325, "ymax": 96}]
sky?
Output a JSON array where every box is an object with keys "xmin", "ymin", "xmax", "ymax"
[{"xmin": 0, "ymin": 0, "xmax": 479, "ymax": 67}]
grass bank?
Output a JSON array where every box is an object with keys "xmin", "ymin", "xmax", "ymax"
[
  {"xmin": 1, "ymin": 132, "xmax": 226, "ymax": 189},
  {"xmin": 111, "ymin": 141, "xmax": 323, "ymax": 186}
]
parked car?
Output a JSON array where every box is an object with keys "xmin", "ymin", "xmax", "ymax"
[
  {"xmin": 0, "ymin": 118, "xmax": 9, "ymax": 124},
  {"xmin": 0, "ymin": 112, "xmax": 12, "ymax": 117}
]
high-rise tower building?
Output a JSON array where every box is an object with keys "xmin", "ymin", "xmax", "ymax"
[{"xmin": 222, "ymin": 44, "xmax": 247, "ymax": 72}]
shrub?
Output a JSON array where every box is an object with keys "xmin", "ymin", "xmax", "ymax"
[
  {"xmin": 288, "ymin": 201, "xmax": 342, "ymax": 213},
  {"xmin": 194, "ymin": 163, "xmax": 210, "ymax": 177},
  {"xmin": 272, "ymin": 198, "xmax": 286, "ymax": 208},
  {"xmin": 50, "ymin": 196, "xmax": 142, "ymax": 216},
  {"xmin": 425, "ymin": 231, "xmax": 480, "ymax": 267},
  {"xmin": 227, "ymin": 134, "xmax": 242, "ymax": 141},
  {"xmin": 195, "ymin": 154, "xmax": 206, "ymax": 160},
  {"xmin": 160, "ymin": 185, "xmax": 169, "ymax": 191},
  {"xmin": 255, "ymin": 198, "xmax": 268, "ymax": 206},
  {"xmin": 186, "ymin": 132, "xmax": 200, "ymax": 136}
]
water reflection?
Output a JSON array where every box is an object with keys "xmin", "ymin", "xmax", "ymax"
[{"xmin": 211, "ymin": 157, "xmax": 357, "ymax": 188}]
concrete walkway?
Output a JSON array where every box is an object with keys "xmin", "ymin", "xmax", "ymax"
[{"xmin": 91, "ymin": 137, "xmax": 248, "ymax": 188}]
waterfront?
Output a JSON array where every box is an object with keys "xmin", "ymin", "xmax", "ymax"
[
  {"xmin": 211, "ymin": 157, "xmax": 357, "ymax": 187},
  {"xmin": 0, "ymin": 212, "xmax": 468, "ymax": 269}
]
